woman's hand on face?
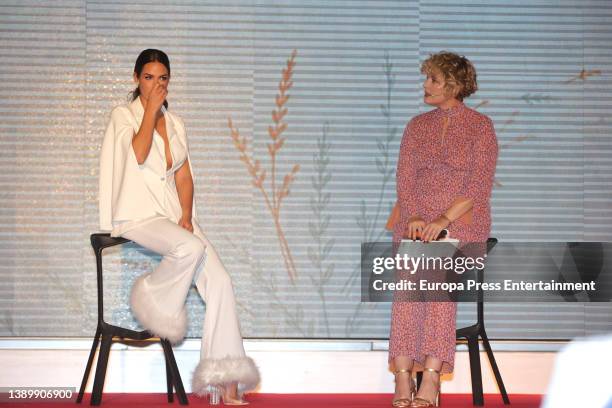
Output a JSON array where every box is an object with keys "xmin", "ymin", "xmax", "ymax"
[
  {"xmin": 146, "ymin": 82, "xmax": 168, "ymax": 113},
  {"xmin": 421, "ymin": 216, "xmax": 450, "ymax": 242},
  {"xmin": 178, "ymin": 215, "xmax": 194, "ymax": 233},
  {"xmin": 404, "ymin": 216, "xmax": 426, "ymax": 240}
]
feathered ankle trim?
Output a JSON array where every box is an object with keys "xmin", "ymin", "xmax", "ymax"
[
  {"xmin": 130, "ymin": 273, "xmax": 187, "ymax": 345},
  {"xmin": 192, "ymin": 356, "xmax": 260, "ymax": 396}
]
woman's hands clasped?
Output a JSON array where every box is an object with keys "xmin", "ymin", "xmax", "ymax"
[
  {"xmin": 420, "ymin": 216, "xmax": 450, "ymax": 242},
  {"xmin": 403, "ymin": 215, "xmax": 450, "ymax": 242},
  {"xmin": 403, "ymin": 216, "xmax": 426, "ymax": 240}
]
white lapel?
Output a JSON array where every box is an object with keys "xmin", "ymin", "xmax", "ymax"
[{"xmin": 127, "ymin": 97, "xmax": 166, "ymax": 175}]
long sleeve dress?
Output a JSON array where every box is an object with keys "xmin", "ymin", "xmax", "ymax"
[{"xmin": 389, "ymin": 102, "xmax": 498, "ymax": 373}]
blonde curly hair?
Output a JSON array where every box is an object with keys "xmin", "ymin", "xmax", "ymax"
[{"xmin": 421, "ymin": 51, "xmax": 478, "ymax": 101}]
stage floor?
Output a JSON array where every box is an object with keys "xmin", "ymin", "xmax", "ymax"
[{"xmin": 8, "ymin": 393, "xmax": 542, "ymax": 407}]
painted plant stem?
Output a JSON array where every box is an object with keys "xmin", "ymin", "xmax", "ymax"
[{"xmin": 228, "ymin": 50, "xmax": 300, "ymax": 283}]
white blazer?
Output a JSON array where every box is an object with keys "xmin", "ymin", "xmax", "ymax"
[{"xmin": 99, "ymin": 98, "xmax": 197, "ymax": 233}]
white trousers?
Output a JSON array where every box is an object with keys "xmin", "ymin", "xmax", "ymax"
[{"xmin": 121, "ymin": 218, "xmax": 260, "ymax": 395}]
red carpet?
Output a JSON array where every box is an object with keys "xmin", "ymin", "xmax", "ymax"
[{"xmin": 6, "ymin": 393, "xmax": 542, "ymax": 407}]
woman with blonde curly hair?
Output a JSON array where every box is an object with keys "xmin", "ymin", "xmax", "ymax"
[{"xmin": 389, "ymin": 51, "xmax": 498, "ymax": 407}]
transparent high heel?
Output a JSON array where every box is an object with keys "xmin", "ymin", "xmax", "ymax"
[{"xmin": 208, "ymin": 385, "xmax": 249, "ymax": 406}]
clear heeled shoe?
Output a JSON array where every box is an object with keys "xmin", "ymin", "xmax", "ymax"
[
  {"xmin": 208, "ymin": 385, "xmax": 249, "ymax": 406},
  {"xmin": 409, "ymin": 367, "xmax": 440, "ymax": 407},
  {"xmin": 392, "ymin": 368, "xmax": 416, "ymax": 407}
]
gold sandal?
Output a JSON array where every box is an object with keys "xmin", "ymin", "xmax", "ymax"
[
  {"xmin": 409, "ymin": 368, "xmax": 440, "ymax": 407},
  {"xmin": 392, "ymin": 368, "xmax": 416, "ymax": 407}
]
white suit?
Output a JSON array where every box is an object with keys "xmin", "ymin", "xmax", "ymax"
[{"xmin": 98, "ymin": 98, "xmax": 260, "ymax": 395}]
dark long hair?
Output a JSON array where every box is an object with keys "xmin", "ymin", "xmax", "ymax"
[{"xmin": 131, "ymin": 49, "xmax": 170, "ymax": 109}]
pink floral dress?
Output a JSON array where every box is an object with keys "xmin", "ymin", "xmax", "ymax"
[{"xmin": 389, "ymin": 102, "xmax": 498, "ymax": 373}]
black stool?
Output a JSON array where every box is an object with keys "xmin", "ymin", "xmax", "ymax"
[
  {"xmin": 76, "ymin": 233, "xmax": 189, "ymax": 406},
  {"xmin": 417, "ymin": 238, "xmax": 510, "ymax": 406}
]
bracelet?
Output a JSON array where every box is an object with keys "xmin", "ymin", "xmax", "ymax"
[{"xmin": 440, "ymin": 214, "xmax": 452, "ymax": 224}]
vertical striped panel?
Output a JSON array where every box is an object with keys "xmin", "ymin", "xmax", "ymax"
[
  {"xmin": 248, "ymin": 1, "xmax": 418, "ymax": 337},
  {"xmin": 0, "ymin": 1, "xmax": 86, "ymax": 335},
  {"xmin": 84, "ymin": 0, "xmax": 257, "ymax": 336},
  {"xmin": 419, "ymin": 0, "xmax": 611, "ymax": 339},
  {"xmin": 0, "ymin": 0, "xmax": 610, "ymax": 340}
]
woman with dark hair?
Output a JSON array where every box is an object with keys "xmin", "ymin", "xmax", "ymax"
[
  {"xmin": 99, "ymin": 49, "xmax": 259, "ymax": 405},
  {"xmin": 389, "ymin": 51, "xmax": 498, "ymax": 407}
]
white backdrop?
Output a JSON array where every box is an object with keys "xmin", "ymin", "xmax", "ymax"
[{"xmin": 1, "ymin": 0, "xmax": 611, "ymax": 340}]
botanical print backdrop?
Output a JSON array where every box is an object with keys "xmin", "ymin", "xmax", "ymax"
[{"xmin": 1, "ymin": 0, "xmax": 611, "ymax": 339}]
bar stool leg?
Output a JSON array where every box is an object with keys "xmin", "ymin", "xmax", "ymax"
[
  {"xmin": 90, "ymin": 332, "xmax": 112, "ymax": 406},
  {"xmin": 467, "ymin": 335, "xmax": 484, "ymax": 406},
  {"xmin": 76, "ymin": 326, "xmax": 102, "ymax": 403},
  {"xmin": 163, "ymin": 344, "xmax": 174, "ymax": 402},
  {"xmin": 481, "ymin": 331, "xmax": 510, "ymax": 404},
  {"xmin": 160, "ymin": 339, "xmax": 189, "ymax": 405}
]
